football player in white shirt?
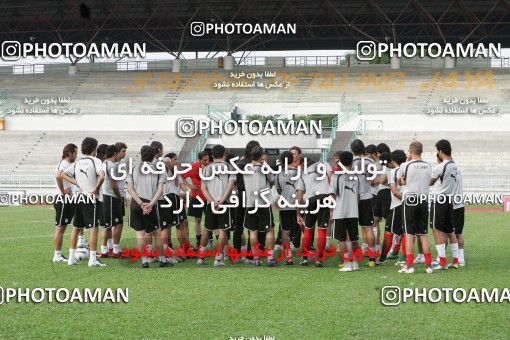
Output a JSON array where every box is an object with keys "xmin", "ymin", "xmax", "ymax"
[
  {"xmin": 429, "ymin": 139, "xmax": 460, "ymax": 270},
  {"xmin": 53, "ymin": 143, "xmax": 78, "ymax": 263},
  {"xmin": 99, "ymin": 145, "xmax": 123, "ymax": 258},
  {"xmin": 161, "ymin": 152, "xmax": 192, "ymax": 263},
  {"xmin": 112, "ymin": 142, "xmax": 127, "ymax": 257},
  {"xmin": 58, "ymin": 137, "xmax": 106, "ymax": 267},
  {"xmin": 397, "ymin": 141, "xmax": 433, "ymax": 274},
  {"xmin": 351, "ymin": 139, "xmax": 377, "ymax": 267}
]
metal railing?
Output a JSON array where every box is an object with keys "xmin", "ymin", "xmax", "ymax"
[
  {"xmin": 187, "ymin": 131, "xmax": 208, "ymax": 163},
  {"xmin": 171, "ymin": 138, "xmax": 185, "ymax": 154},
  {"xmin": 356, "ymin": 101, "xmax": 507, "ymax": 115},
  {"xmin": 206, "ymin": 104, "xmax": 230, "ymax": 121},
  {"xmin": 235, "ymin": 57, "xmax": 266, "ymax": 67},
  {"xmin": 346, "ymin": 119, "xmax": 364, "ymax": 151},
  {"xmin": 285, "ymin": 56, "xmax": 349, "ymax": 67},
  {"xmin": 3, "ymin": 57, "xmax": 508, "ymax": 75}
]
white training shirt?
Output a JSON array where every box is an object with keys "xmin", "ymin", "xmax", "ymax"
[
  {"xmin": 397, "ymin": 159, "xmax": 432, "ymax": 197},
  {"xmin": 64, "ymin": 156, "xmax": 103, "ymax": 195}
]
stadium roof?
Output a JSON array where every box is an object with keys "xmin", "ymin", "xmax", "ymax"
[{"xmin": 0, "ymin": 0, "xmax": 509, "ymax": 55}]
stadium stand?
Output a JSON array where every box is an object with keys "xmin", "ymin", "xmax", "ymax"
[
  {"xmin": 2, "ymin": 130, "xmax": 184, "ymax": 173},
  {"xmin": 0, "ymin": 65, "xmax": 509, "ymax": 196}
]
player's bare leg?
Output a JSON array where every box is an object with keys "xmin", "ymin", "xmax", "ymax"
[
  {"xmin": 265, "ymin": 229, "xmax": 276, "ymax": 266},
  {"xmin": 432, "ymin": 228, "xmax": 448, "ymax": 269},
  {"xmin": 99, "ymin": 227, "xmax": 112, "ymax": 258},
  {"xmin": 447, "ymin": 232, "xmax": 459, "ymax": 269},
  {"xmin": 197, "ymin": 227, "xmax": 210, "ymax": 265},
  {"xmin": 338, "ymin": 241, "xmax": 350, "ymax": 271},
  {"xmin": 77, "ymin": 228, "xmax": 88, "ymax": 248},
  {"xmin": 136, "ymin": 230, "xmax": 149, "ymax": 268},
  {"xmin": 88, "ymin": 226, "xmax": 105, "ymax": 267},
  {"xmin": 456, "ymin": 233, "xmax": 465, "ymax": 266},
  {"xmin": 213, "ymin": 229, "xmax": 228, "ymax": 267},
  {"xmin": 156, "ymin": 229, "xmax": 171, "ymax": 267},
  {"xmin": 415, "ymin": 238, "xmax": 425, "ymax": 264},
  {"xmin": 112, "ymin": 223, "xmax": 123, "ymax": 257},
  {"xmin": 281, "ymin": 229, "xmax": 293, "ymax": 264},
  {"xmin": 362, "ymin": 226, "xmax": 376, "ymax": 267},
  {"xmin": 249, "ymin": 229, "xmax": 263, "ymax": 266},
  {"xmin": 145, "ymin": 232, "xmax": 153, "ymax": 254},
  {"xmin": 194, "ymin": 217, "xmax": 202, "ymax": 248},
  {"xmin": 177, "ymin": 220, "xmax": 191, "ymax": 260},
  {"xmin": 399, "ymin": 233, "xmax": 415, "ymax": 273},
  {"xmin": 418, "ymin": 234, "xmax": 433, "ymax": 273},
  {"xmin": 373, "ymin": 216, "xmax": 381, "ymax": 254},
  {"xmin": 68, "ymin": 227, "xmax": 80, "ymax": 265},
  {"xmin": 53, "ymin": 225, "xmax": 66, "ymax": 262}
]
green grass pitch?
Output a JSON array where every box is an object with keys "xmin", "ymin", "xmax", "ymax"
[{"xmin": 0, "ymin": 205, "xmax": 509, "ymax": 339}]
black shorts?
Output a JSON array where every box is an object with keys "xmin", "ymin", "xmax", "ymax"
[
  {"xmin": 358, "ymin": 198, "xmax": 375, "ymax": 227},
  {"xmin": 333, "ymin": 218, "xmax": 359, "ymax": 242},
  {"xmin": 204, "ymin": 204, "xmax": 234, "ymax": 231},
  {"xmin": 430, "ymin": 201, "xmax": 454, "ymax": 234},
  {"xmin": 96, "ymin": 200, "xmax": 105, "ymax": 227},
  {"xmin": 121, "ymin": 197, "xmax": 126, "ymax": 216},
  {"xmin": 129, "ymin": 199, "xmax": 160, "ymax": 233},
  {"xmin": 279, "ymin": 210, "xmax": 298, "ymax": 232},
  {"xmin": 159, "ymin": 193, "xmax": 187, "ymax": 229},
  {"xmin": 303, "ymin": 194, "xmax": 330, "ymax": 229},
  {"xmin": 73, "ymin": 197, "xmax": 100, "ymax": 229},
  {"xmin": 374, "ymin": 188, "xmax": 391, "ymax": 219},
  {"xmin": 232, "ymin": 205, "xmax": 245, "ymax": 231},
  {"xmin": 102, "ymin": 195, "xmax": 124, "ymax": 228},
  {"xmin": 453, "ymin": 207, "xmax": 465, "ymax": 235},
  {"xmin": 244, "ymin": 207, "xmax": 274, "ymax": 233},
  {"xmin": 386, "ymin": 206, "xmax": 403, "ymax": 235},
  {"xmin": 187, "ymin": 197, "xmax": 206, "ymax": 218},
  {"xmin": 403, "ymin": 201, "xmax": 428, "ymax": 235},
  {"xmin": 54, "ymin": 196, "xmax": 75, "ymax": 226}
]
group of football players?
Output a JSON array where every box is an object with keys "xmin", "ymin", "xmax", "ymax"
[{"xmin": 52, "ymin": 136, "xmax": 465, "ymax": 273}]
